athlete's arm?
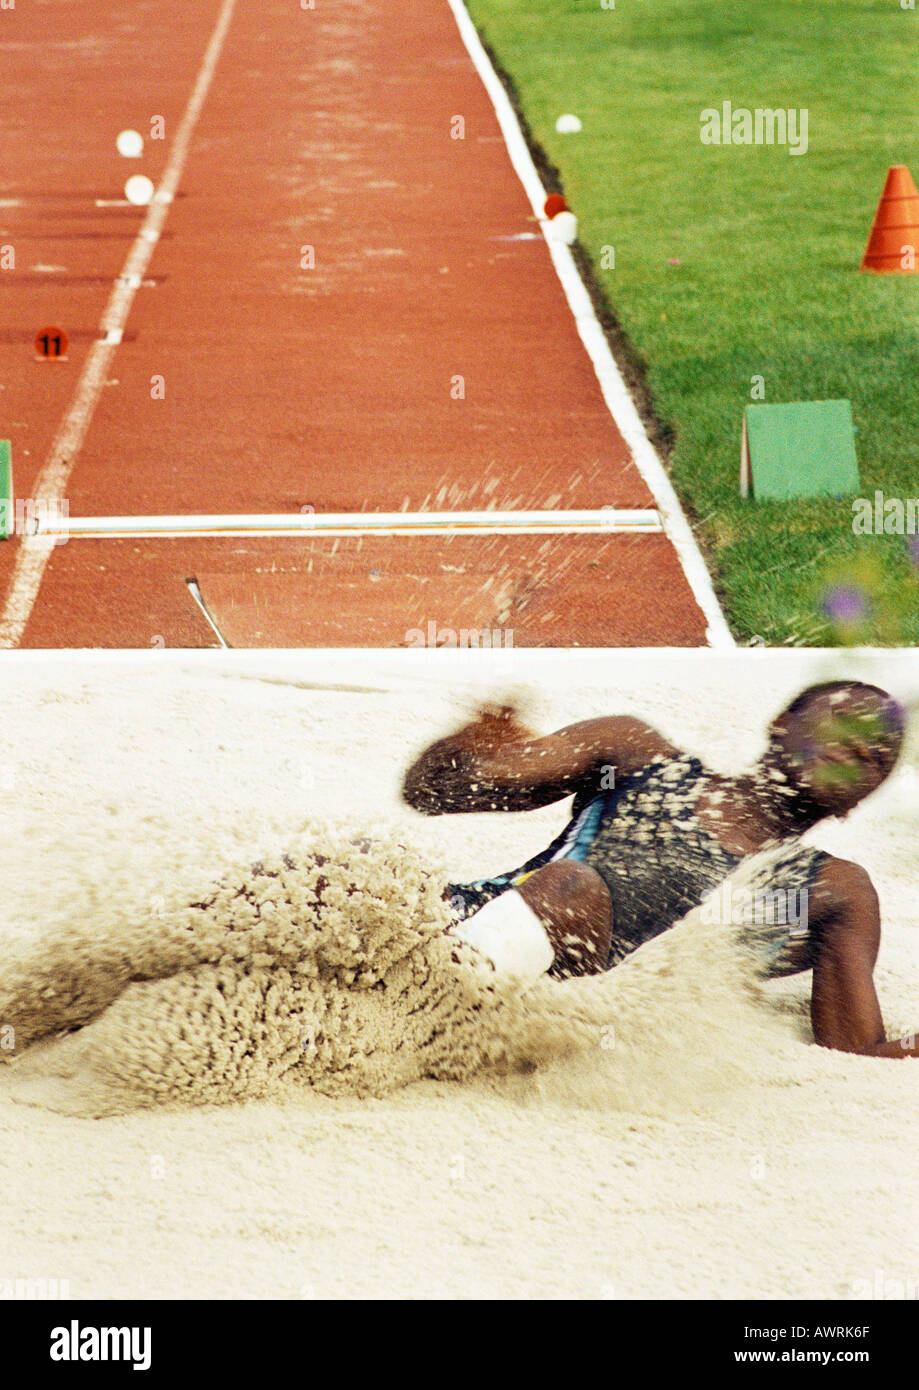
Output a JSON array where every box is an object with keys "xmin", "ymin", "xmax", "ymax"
[
  {"xmin": 809, "ymin": 857, "xmax": 918, "ymax": 1057},
  {"xmin": 401, "ymin": 704, "xmax": 677, "ymax": 814}
]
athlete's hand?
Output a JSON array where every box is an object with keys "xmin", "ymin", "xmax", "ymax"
[
  {"xmin": 449, "ymin": 702, "xmax": 536, "ymax": 756},
  {"xmin": 401, "ymin": 703, "xmax": 536, "ymax": 813}
]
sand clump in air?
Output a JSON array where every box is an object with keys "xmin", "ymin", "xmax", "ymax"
[
  {"xmin": 2, "ymin": 828, "xmax": 499, "ymax": 1114},
  {"xmin": 0, "ymin": 823, "xmax": 786, "ymax": 1121}
]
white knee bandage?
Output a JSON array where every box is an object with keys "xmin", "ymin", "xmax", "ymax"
[{"xmin": 451, "ymin": 890, "xmax": 555, "ymax": 983}]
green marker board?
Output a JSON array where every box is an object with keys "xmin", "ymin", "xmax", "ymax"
[{"xmin": 740, "ymin": 400, "xmax": 860, "ymax": 501}]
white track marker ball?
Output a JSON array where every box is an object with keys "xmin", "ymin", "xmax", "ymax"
[
  {"xmin": 124, "ymin": 175, "xmax": 155, "ymax": 206},
  {"xmin": 548, "ymin": 210, "xmax": 579, "ymax": 245},
  {"xmin": 116, "ymin": 129, "xmax": 144, "ymax": 158},
  {"xmin": 555, "ymin": 113, "xmax": 582, "ymax": 134}
]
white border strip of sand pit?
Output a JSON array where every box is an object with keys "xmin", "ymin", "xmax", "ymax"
[
  {"xmin": 0, "ymin": 0, "xmax": 239, "ymax": 650},
  {"xmin": 2, "ymin": 647, "xmax": 917, "ymax": 704},
  {"xmin": 446, "ymin": 0, "xmax": 734, "ymax": 650}
]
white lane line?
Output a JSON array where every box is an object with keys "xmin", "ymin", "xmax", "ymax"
[
  {"xmin": 1, "ymin": 198, "xmax": 129, "ymax": 208},
  {"xmin": 30, "ymin": 508, "xmax": 664, "ymax": 539},
  {"xmin": 0, "ymin": 0, "xmax": 239, "ymax": 649},
  {"xmin": 446, "ymin": 0, "xmax": 734, "ymax": 649}
]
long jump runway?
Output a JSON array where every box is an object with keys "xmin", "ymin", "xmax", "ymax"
[{"xmin": 0, "ymin": 0, "xmax": 728, "ymax": 648}]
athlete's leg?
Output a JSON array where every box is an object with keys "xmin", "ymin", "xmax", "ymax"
[{"xmin": 516, "ymin": 859, "xmax": 613, "ymax": 979}]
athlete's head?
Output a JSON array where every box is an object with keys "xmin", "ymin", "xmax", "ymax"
[{"xmin": 765, "ymin": 681, "xmax": 905, "ymax": 818}]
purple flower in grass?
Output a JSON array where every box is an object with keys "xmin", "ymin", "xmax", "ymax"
[{"xmin": 820, "ymin": 584, "xmax": 869, "ymax": 626}]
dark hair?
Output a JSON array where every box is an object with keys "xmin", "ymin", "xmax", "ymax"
[{"xmin": 778, "ymin": 680, "xmax": 906, "ymax": 747}]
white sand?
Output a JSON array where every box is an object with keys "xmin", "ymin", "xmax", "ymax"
[{"xmin": 1, "ymin": 649, "xmax": 917, "ymax": 1300}]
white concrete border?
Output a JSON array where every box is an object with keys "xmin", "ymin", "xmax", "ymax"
[{"xmin": 445, "ymin": 0, "xmax": 735, "ymax": 649}]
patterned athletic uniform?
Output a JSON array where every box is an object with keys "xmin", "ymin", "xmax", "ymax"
[{"xmin": 447, "ymin": 752, "xmax": 830, "ymax": 979}]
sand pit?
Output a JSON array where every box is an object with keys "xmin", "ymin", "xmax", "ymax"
[{"xmin": 1, "ymin": 650, "xmax": 917, "ymax": 1299}]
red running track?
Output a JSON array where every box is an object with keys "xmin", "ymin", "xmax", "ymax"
[{"xmin": 0, "ymin": 0, "xmax": 713, "ymax": 647}]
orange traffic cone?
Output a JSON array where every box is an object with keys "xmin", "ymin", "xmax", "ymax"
[{"xmin": 860, "ymin": 165, "xmax": 919, "ymax": 273}]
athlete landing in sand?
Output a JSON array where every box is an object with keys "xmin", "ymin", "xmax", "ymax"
[{"xmin": 402, "ymin": 680, "xmax": 918, "ymax": 1059}]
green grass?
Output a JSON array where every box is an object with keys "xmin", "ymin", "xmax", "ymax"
[{"xmin": 466, "ymin": 0, "xmax": 919, "ymax": 644}]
